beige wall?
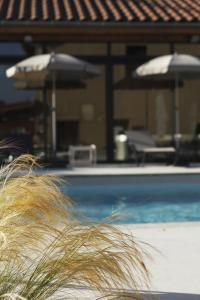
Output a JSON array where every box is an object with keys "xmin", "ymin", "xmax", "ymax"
[
  {"xmin": 53, "ymin": 43, "xmax": 107, "ymax": 55},
  {"xmin": 47, "ymin": 64, "xmax": 106, "ymax": 157},
  {"xmin": 48, "ymin": 42, "xmax": 200, "ymax": 158}
]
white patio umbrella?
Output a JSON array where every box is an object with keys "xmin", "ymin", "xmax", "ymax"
[
  {"xmin": 134, "ymin": 53, "xmax": 200, "ymax": 139},
  {"xmin": 6, "ymin": 53, "xmax": 99, "ymax": 157}
]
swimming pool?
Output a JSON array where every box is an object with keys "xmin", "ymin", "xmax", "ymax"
[{"xmin": 62, "ymin": 174, "xmax": 200, "ymax": 224}]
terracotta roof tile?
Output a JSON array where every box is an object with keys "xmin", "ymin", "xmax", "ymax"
[
  {"xmin": 62, "ymin": 0, "xmax": 73, "ymax": 20},
  {"xmin": 116, "ymin": 0, "xmax": 134, "ymax": 21},
  {"xmin": 18, "ymin": 0, "xmax": 25, "ymax": 19},
  {"xmin": 139, "ymin": 1, "xmax": 158, "ymax": 22},
  {"xmin": 52, "ymin": 0, "xmax": 61, "ymax": 20},
  {"xmin": 126, "ymin": 1, "xmax": 146, "ymax": 21},
  {"xmin": 83, "ymin": 0, "xmax": 97, "ymax": 21},
  {"xmin": 152, "ymin": 1, "xmax": 170, "ymax": 22},
  {"xmin": 42, "ymin": 0, "xmax": 49, "ymax": 20},
  {"xmin": 30, "ymin": 0, "xmax": 36, "ymax": 20},
  {"xmin": 6, "ymin": 0, "xmax": 14, "ymax": 20},
  {"xmin": 0, "ymin": 0, "xmax": 199, "ymax": 23},
  {"xmin": 94, "ymin": 0, "xmax": 109, "ymax": 21},
  {"xmin": 167, "ymin": 0, "xmax": 190, "ymax": 21},
  {"xmin": 160, "ymin": 1, "xmax": 182, "ymax": 22},
  {"xmin": 73, "ymin": 0, "xmax": 85, "ymax": 21},
  {"xmin": 175, "ymin": 0, "xmax": 200, "ymax": 20},
  {"xmin": 106, "ymin": 0, "xmax": 122, "ymax": 21}
]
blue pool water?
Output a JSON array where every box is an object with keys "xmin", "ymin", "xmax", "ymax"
[{"xmin": 62, "ymin": 175, "xmax": 200, "ymax": 224}]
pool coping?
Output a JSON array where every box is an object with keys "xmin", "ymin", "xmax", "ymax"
[
  {"xmin": 39, "ymin": 164, "xmax": 200, "ymax": 176},
  {"xmin": 117, "ymin": 221, "xmax": 200, "ymax": 229}
]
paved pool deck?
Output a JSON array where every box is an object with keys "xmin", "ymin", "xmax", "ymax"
[
  {"xmin": 58, "ymin": 222, "xmax": 200, "ymax": 299},
  {"xmin": 41, "ymin": 163, "xmax": 200, "ymax": 176},
  {"xmin": 121, "ymin": 222, "xmax": 200, "ymax": 299}
]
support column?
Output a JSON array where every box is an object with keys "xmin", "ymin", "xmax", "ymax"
[
  {"xmin": 105, "ymin": 43, "xmax": 114, "ymax": 162},
  {"xmin": 170, "ymin": 43, "xmax": 176, "ymax": 136},
  {"xmin": 41, "ymin": 44, "xmax": 48, "ymax": 160},
  {"xmin": 43, "ymin": 87, "xmax": 48, "ymax": 160}
]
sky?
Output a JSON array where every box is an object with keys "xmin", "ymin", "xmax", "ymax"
[{"xmin": 0, "ymin": 43, "xmax": 35, "ymax": 103}]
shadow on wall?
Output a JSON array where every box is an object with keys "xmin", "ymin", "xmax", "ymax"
[{"xmin": 143, "ymin": 291, "xmax": 200, "ymax": 299}]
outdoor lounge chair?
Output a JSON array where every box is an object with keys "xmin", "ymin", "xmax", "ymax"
[{"xmin": 126, "ymin": 130, "xmax": 176, "ymax": 165}]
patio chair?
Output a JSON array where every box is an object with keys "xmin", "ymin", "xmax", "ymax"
[{"xmin": 126, "ymin": 130, "xmax": 176, "ymax": 165}]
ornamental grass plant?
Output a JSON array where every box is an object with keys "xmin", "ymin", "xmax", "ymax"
[{"xmin": 0, "ymin": 155, "xmax": 151, "ymax": 299}]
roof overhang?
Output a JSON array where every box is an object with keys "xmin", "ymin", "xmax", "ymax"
[{"xmin": 0, "ymin": 23, "xmax": 200, "ymax": 43}]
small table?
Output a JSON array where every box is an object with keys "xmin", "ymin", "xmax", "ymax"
[{"xmin": 68, "ymin": 145, "xmax": 97, "ymax": 166}]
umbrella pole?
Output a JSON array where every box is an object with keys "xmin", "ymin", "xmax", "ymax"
[
  {"xmin": 52, "ymin": 72, "xmax": 57, "ymax": 159},
  {"xmin": 43, "ymin": 87, "xmax": 48, "ymax": 160},
  {"xmin": 145, "ymin": 90, "xmax": 149, "ymax": 129},
  {"xmin": 174, "ymin": 72, "xmax": 180, "ymax": 148}
]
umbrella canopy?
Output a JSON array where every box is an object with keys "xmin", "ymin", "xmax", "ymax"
[
  {"xmin": 6, "ymin": 53, "xmax": 99, "ymax": 81},
  {"xmin": 135, "ymin": 53, "xmax": 200, "ymax": 78},
  {"xmin": 6, "ymin": 53, "xmax": 99, "ymax": 157},
  {"xmin": 133, "ymin": 53, "xmax": 200, "ymax": 140}
]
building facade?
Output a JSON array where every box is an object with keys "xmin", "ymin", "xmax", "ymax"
[{"xmin": 0, "ymin": 0, "xmax": 200, "ymax": 161}]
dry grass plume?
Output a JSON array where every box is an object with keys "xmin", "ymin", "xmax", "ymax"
[{"xmin": 0, "ymin": 155, "xmax": 151, "ymax": 299}]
